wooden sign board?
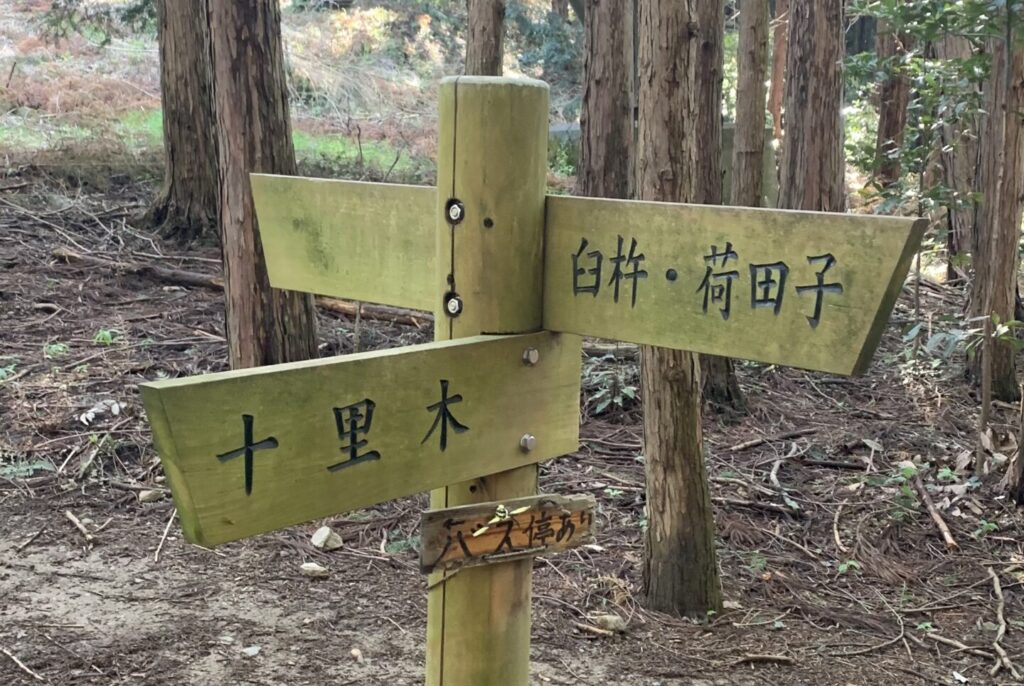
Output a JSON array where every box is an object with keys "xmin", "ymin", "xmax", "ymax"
[
  {"xmin": 251, "ymin": 176, "xmax": 924, "ymax": 376},
  {"xmin": 140, "ymin": 332, "xmax": 581, "ymax": 547},
  {"xmin": 543, "ymin": 196, "xmax": 927, "ymax": 375},
  {"xmin": 251, "ymin": 174, "xmax": 436, "ymax": 311},
  {"xmin": 420, "ymin": 494, "xmax": 596, "ymax": 574}
]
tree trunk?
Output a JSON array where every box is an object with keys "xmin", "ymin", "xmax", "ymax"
[
  {"xmin": 145, "ymin": 0, "xmax": 218, "ymax": 243},
  {"xmin": 636, "ymin": 0, "xmax": 724, "ymax": 618},
  {"xmin": 576, "ymin": 0, "xmax": 633, "ymax": 200},
  {"xmin": 466, "ymin": 0, "xmax": 505, "ymax": 76},
  {"xmin": 874, "ymin": 21, "xmax": 912, "ymax": 187},
  {"xmin": 552, "ymin": 0, "xmax": 569, "ymax": 19},
  {"xmin": 768, "ymin": 0, "xmax": 789, "ymax": 141},
  {"xmin": 970, "ymin": 29, "xmax": 1024, "ymax": 402},
  {"xmin": 932, "ymin": 35, "xmax": 979, "ymax": 282},
  {"xmin": 208, "ymin": 0, "xmax": 318, "ymax": 370},
  {"xmin": 778, "ymin": 0, "xmax": 845, "ymax": 212},
  {"xmin": 703, "ymin": 0, "xmax": 770, "ymax": 411},
  {"xmin": 732, "ymin": 0, "xmax": 769, "ymax": 209}
]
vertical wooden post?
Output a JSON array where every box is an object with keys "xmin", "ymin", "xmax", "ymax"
[{"xmin": 426, "ymin": 76, "xmax": 549, "ymax": 686}]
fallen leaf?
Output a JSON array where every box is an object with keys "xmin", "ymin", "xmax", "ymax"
[{"xmin": 241, "ymin": 646, "xmax": 260, "ymax": 657}]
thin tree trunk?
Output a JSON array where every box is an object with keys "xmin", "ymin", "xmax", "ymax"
[
  {"xmin": 636, "ymin": 0, "xmax": 724, "ymax": 618},
  {"xmin": 768, "ymin": 0, "xmax": 789, "ymax": 141},
  {"xmin": 576, "ymin": 0, "xmax": 633, "ymax": 200},
  {"xmin": 932, "ymin": 35, "xmax": 979, "ymax": 281},
  {"xmin": 971, "ymin": 26, "xmax": 1024, "ymax": 402},
  {"xmin": 874, "ymin": 21, "xmax": 913, "ymax": 187},
  {"xmin": 466, "ymin": 0, "xmax": 505, "ymax": 76},
  {"xmin": 704, "ymin": 0, "xmax": 770, "ymax": 411},
  {"xmin": 145, "ymin": 0, "xmax": 218, "ymax": 243},
  {"xmin": 552, "ymin": 0, "xmax": 569, "ymax": 19},
  {"xmin": 208, "ymin": 0, "xmax": 318, "ymax": 369},
  {"xmin": 778, "ymin": 0, "xmax": 846, "ymax": 212},
  {"xmin": 732, "ymin": 0, "xmax": 769, "ymax": 209}
]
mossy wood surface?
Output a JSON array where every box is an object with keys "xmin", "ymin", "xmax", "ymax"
[
  {"xmin": 420, "ymin": 494, "xmax": 596, "ymax": 574},
  {"xmin": 141, "ymin": 332, "xmax": 580, "ymax": 547},
  {"xmin": 251, "ymin": 174, "xmax": 436, "ymax": 310},
  {"xmin": 543, "ymin": 196, "xmax": 926, "ymax": 375},
  {"xmin": 426, "ymin": 76, "xmax": 551, "ymax": 686}
]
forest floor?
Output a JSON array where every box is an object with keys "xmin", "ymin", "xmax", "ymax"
[{"xmin": 2, "ymin": 174, "xmax": 1024, "ymax": 686}]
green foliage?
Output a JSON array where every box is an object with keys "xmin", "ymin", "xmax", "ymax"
[
  {"xmin": 748, "ymin": 551, "xmax": 768, "ymax": 575},
  {"xmin": 384, "ymin": 531, "xmax": 420, "ymax": 554},
  {"xmin": 844, "ymin": 0, "xmax": 999, "ymax": 235},
  {"xmin": 291, "ymin": 0, "xmax": 354, "ymax": 11},
  {"xmin": 43, "ymin": 0, "xmax": 156, "ymax": 45},
  {"xmin": 0, "ymin": 363, "xmax": 16, "ymax": 380},
  {"xmin": 582, "ymin": 354, "xmax": 639, "ymax": 416},
  {"xmin": 506, "ymin": 2, "xmax": 583, "ymax": 114},
  {"xmin": 0, "ymin": 456, "xmax": 55, "ymax": 479},
  {"xmin": 838, "ymin": 559, "xmax": 862, "ymax": 575},
  {"xmin": 45, "ymin": 342, "xmax": 70, "ymax": 359},
  {"xmin": 93, "ymin": 329, "xmax": 119, "ymax": 346},
  {"xmin": 973, "ymin": 519, "xmax": 999, "ymax": 539}
]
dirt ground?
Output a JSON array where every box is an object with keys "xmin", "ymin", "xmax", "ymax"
[{"xmin": 2, "ymin": 164, "xmax": 1024, "ymax": 686}]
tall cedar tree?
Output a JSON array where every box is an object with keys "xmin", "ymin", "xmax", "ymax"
[
  {"xmin": 636, "ymin": 0, "xmax": 724, "ymax": 617},
  {"xmin": 208, "ymin": 0, "xmax": 318, "ymax": 369},
  {"xmin": 703, "ymin": 0, "xmax": 770, "ymax": 410},
  {"xmin": 731, "ymin": 0, "xmax": 769, "ymax": 208},
  {"xmin": 971, "ymin": 20, "xmax": 1024, "ymax": 402},
  {"xmin": 874, "ymin": 21, "xmax": 913, "ymax": 187},
  {"xmin": 145, "ymin": 0, "xmax": 218, "ymax": 242},
  {"xmin": 466, "ymin": 0, "xmax": 505, "ymax": 75},
  {"xmin": 778, "ymin": 0, "xmax": 846, "ymax": 212},
  {"xmin": 576, "ymin": 0, "xmax": 633, "ymax": 200},
  {"xmin": 932, "ymin": 35, "xmax": 978, "ymax": 280},
  {"xmin": 768, "ymin": 0, "xmax": 789, "ymax": 141}
]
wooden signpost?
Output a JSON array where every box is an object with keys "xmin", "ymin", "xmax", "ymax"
[{"xmin": 141, "ymin": 76, "xmax": 926, "ymax": 686}]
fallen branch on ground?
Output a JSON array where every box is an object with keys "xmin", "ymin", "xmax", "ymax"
[
  {"xmin": 52, "ymin": 247, "xmax": 430, "ymax": 327},
  {"xmin": 0, "ymin": 645, "xmax": 45, "ymax": 682},
  {"xmin": 987, "ymin": 568, "xmax": 1021, "ymax": 679},
  {"xmin": 727, "ymin": 428, "xmax": 816, "ymax": 452},
  {"xmin": 912, "ymin": 474, "xmax": 957, "ymax": 550}
]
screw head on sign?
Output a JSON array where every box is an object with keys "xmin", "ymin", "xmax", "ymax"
[
  {"xmin": 522, "ymin": 348, "xmax": 540, "ymax": 366},
  {"xmin": 444, "ymin": 294, "xmax": 463, "ymax": 317},
  {"xmin": 445, "ymin": 199, "xmax": 465, "ymax": 225},
  {"xmin": 519, "ymin": 434, "xmax": 536, "ymax": 452}
]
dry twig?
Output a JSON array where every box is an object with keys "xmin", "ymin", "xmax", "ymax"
[
  {"xmin": 64, "ymin": 510, "xmax": 95, "ymax": 544},
  {"xmin": 911, "ymin": 474, "xmax": 957, "ymax": 550},
  {"xmin": 154, "ymin": 508, "xmax": 177, "ymax": 563},
  {"xmin": 987, "ymin": 567, "xmax": 1021, "ymax": 678},
  {"xmin": 727, "ymin": 428, "xmax": 815, "ymax": 453},
  {"xmin": 0, "ymin": 645, "xmax": 45, "ymax": 682}
]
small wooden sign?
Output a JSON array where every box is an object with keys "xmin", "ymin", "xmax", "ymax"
[
  {"xmin": 420, "ymin": 494, "xmax": 597, "ymax": 574},
  {"xmin": 140, "ymin": 332, "xmax": 581, "ymax": 547}
]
